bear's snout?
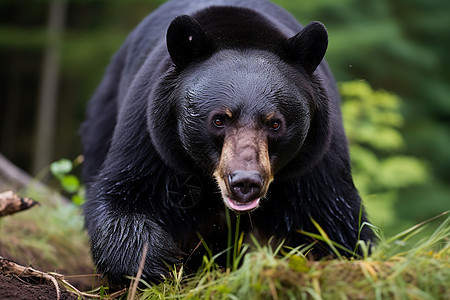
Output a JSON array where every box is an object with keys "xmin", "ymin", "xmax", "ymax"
[
  {"xmin": 229, "ymin": 170, "xmax": 263, "ymax": 203},
  {"xmin": 213, "ymin": 126, "xmax": 274, "ymax": 212}
]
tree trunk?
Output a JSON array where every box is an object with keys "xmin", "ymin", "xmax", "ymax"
[{"xmin": 33, "ymin": 0, "xmax": 67, "ymax": 175}]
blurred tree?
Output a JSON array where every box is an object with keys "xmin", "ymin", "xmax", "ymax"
[{"xmin": 33, "ymin": 0, "xmax": 67, "ymax": 174}]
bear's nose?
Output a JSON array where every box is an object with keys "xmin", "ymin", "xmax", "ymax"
[{"xmin": 229, "ymin": 170, "xmax": 263, "ymax": 203}]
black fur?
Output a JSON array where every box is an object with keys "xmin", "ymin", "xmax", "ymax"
[{"xmin": 82, "ymin": 0, "xmax": 373, "ymax": 286}]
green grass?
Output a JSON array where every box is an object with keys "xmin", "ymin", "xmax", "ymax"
[{"xmin": 132, "ymin": 212, "xmax": 449, "ymax": 300}]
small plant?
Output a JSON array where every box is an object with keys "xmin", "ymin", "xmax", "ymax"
[{"xmin": 50, "ymin": 156, "xmax": 86, "ymax": 205}]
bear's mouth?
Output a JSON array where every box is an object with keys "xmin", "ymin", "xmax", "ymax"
[{"xmin": 226, "ymin": 198, "xmax": 260, "ymax": 212}]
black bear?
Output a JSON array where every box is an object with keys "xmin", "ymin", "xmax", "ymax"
[{"xmin": 82, "ymin": 0, "xmax": 373, "ymax": 286}]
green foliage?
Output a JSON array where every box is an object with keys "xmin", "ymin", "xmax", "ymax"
[
  {"xmin": 341, "ymin": 81, "xmax": 404, "ymax": 151},
  {"xmin": 340, "ymin": 81, "xmax": 429, "ymax": 234},
  {"xmin": 340, "ymin": 80, "xmax": 429, "ymax": 192},
  {"xmin": 50, "ymin": 157, "xmax": 85, "ymax": 205}
]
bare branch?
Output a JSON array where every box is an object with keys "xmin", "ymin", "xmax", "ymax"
[{"xmin": 0, "ymin": 190, "xmax": 38, "ymax": 217}]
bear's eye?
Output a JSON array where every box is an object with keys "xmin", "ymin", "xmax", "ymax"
[
  {"xmin": 270, "ymin": 120, "xmax": 281, "ymax": 131},
  {"xmin": 213, "ymin": 116, "xmax": 225, "ymax": 128}
]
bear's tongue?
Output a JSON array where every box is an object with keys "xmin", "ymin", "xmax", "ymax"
[{"xmin": 227, "ymin": 198, "xmax": 260, "ymax": 212}]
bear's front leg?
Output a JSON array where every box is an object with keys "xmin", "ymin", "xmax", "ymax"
[{"xmin": 85, "ymin": 206, "xmax": 181, "ymax": 286}]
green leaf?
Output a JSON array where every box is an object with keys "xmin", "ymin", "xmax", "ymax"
[
  {"xmin": 72, "ymin": 186, "xmax": 86, "ymax": 206},
  {"xmin": 50, "ymin": 159, "xmax": 73, "ymax": 178},
  {"xmin": 71, "ymin": 194, "xmax": 84, "ymax": 206},
  {"xmin": 61, "ymin": 175, "xmax": 80, "ymax": 193},
  {"xmin": 288, "ymin": 255, "xmax": 310, "ymax": 273}
]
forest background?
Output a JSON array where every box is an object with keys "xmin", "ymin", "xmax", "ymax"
[{"xmin": 0, "ymin": 0, "xmax": 448, "ymax": 237}]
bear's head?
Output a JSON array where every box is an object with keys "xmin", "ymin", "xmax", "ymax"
[{"xmin": 148, "ymin": 9, "xmax": 331, "ymax": 212}]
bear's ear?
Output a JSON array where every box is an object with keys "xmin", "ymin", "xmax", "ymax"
[
  {"xmin": 284, "ymin": 21, "xmax": 328, "ymax": 75},
  {"xmin": 166, "ymin": 15, "xmax": 210, "ymax": 69}
]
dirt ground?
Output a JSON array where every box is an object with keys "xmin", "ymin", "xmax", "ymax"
[{"xmin": 0, "ymin": 274, "xmax": 78, "ymax": 300}]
